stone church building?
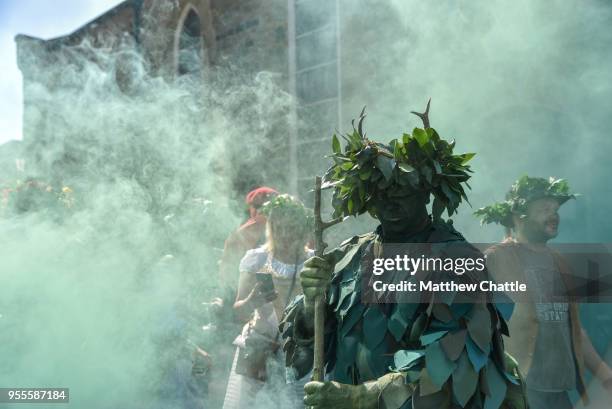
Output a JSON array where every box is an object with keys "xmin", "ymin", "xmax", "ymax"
[
  {"xmin": 15, "ymin": 1, "xmax": 599, "ymax": 244},
  {"xmin": 15, "ymin": 0, "xmax": 351, "ymax": 200}
]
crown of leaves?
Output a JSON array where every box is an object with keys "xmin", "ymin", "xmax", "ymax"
[
  {"xmin": 261, "ymin": 194, "xmax": 314, "ymax": 230},
  {"xmin": 322, "ymin": 103, "xmax": 475, "ymax": 220},
  {"xmin": 474, "ymin": 175, "xmax": 577, "ymax": 227}
]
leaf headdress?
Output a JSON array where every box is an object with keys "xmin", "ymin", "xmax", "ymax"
[
  {"xmin": 261, "ymin": 194, "xmax": 314, "ymax": 231},
  {"xmin": 474, "ymin": 175, "xmax": 577, "ymax": 227},
  {"xmin": 323, "ymin": 101, "xmax": 475, "ymax": 220}
]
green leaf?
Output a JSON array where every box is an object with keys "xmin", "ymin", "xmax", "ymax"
[
  {"xmin": 460, "ymin": 152, "xmax": 476, "ymax": 164},
  {"xmin": 452, "ymin": 352, "xmax": 479, "ymax": 407},
  {"xmin": 425, "ymin": 342, "xmax": 456, "ymax": 387},
  {"xmin": 466, "ymin": 337, "xmax": 488, "ymax": 371},
  {"xmin": 375, "ymin": 156, "xmax": 396, "ymax": 181},
  {"xmin": 333, "ymin": 333, "xmax": 359, "ymax": 383},
  {"xmin": 432, "ymin": 197, "xmax": 445, "ymax": 221},
  {"xmin": 351, "ymin": 191, "xmax": 362, "ymax": 213},
  {"xmin": 433, "ymin": 304, "xmax": 453, "ymax": 323},
  {"xmin": 450, "ymin": 303, "xmax": 472, "ymax": 319},
  {"xmin": 332, "ymin": 134, "xmax": 341, "ymax": 154},
  {"xmin": 467, "ymin": 305, "xmax": 492, "ymax": 352},
  {"xmin": 404, "ymin": 369, "xmax": 422, "ymax": 383},
  {"xmin": 402, "ymin": 133, "xmax": 411, "ymax": 145},
  {"xmin": 422, "ymin": 166, "xmax": 432, "ymax": 184},
  {"xmin": 358, "ymin": 183, "xmax": 365, "ymax": 202},
  {"xmin": 331, "ymin": 155, "xmax": 351, "ymax": 165},
  {"xmin": 413, "ymin": 384, "xmax": 451, "ymax": 408},
  {"xmin": 433, "ymin": 160, "xmax": 442, "ymax": 174},
  {"xmin": 340, "ymin": 133, "xmax": 353, "ymax": 148},
  {"xmin": 364, "ymin": 307, "xmax": 388, "ymax": 348},
  {"xmin": 397, "ymin": 172, "xmax": 412, "ymax": 186},
  {"xmin": 393, "ymin": 350, "xmax": 425, "ymax": 371},
  {"xmin": 406, "ymin": 170, "xmax": 420, "ymax": 189},
  {"xmin": 377, "ymin": 176, "xmax": 394, "ymax": 190},
  {"xmin": 440, "ymin": 182, "xmax": 458, "ymax": 204},
  {"xmin": 420, "ymin": 330, "xmax": 448, "ymax": 346},
  {"xmin": 359, "ymin": 167, "xmax": 372, "ymax": 180},
  {"xmin": 388, "ymin": 307, "xmax": 411, "ymax": 342},
  {"xmin": 419, "ymin": 367, "xmax": 442, "ymax": 396},
  {"xmin": 398, "ymin": 162, "xmax": 415, "ymax": 173},
  {"xmin": 484, "ymin": 361, "xmax": 507, "ymax": 409},
  {"xmin": 410, "ymin": 313, "xmax": 428, "ymax": 342},
  {"xmin": 494, "ymin": 297, "xmax": 514, "ymax": 322},
  {"xmin": 371, "ymin": 170, "xmax": 382, "ymax": 182},
  {"xmin": 321, "ymin": 180, "xmax": 342, "ymax": 190},
  {"xmin": 341, "ymin": 161, "xmax": 354, "ymax": 171},
  {"xmin": 413, "ymin": 128, "xmax": 429, "ymax": 147},
  {"xmin": 440, "ymin": 329, "xmax": 467, "ymax": 361},
  {"xmin": 392, "ymin": 140, "xmax": 401, "ymax": 158},
  {"xmin": 340, "ymin": 303, "xmax": 366, "ymax": 337}
]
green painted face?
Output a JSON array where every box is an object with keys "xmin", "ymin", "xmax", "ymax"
[{"xmin": 371, "ymin": 187, "xmax": 426, "ymax": 223}]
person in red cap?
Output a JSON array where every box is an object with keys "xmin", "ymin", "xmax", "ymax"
[
  {"xmin": 207, "ymin": 187, "xmax": 279, "ymax": 406},
  {"xmin": 218, "ymin": 187, "xmax": 279, "ymax": 294}
]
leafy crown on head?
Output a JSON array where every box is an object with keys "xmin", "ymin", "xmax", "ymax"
[
  {"xmin": 261, "ymin": 194, "xmax": 314, "ymax": 230},
  {"xmin": 474, "ymin": 175, "xmax": 577, "ymax": 227},
  {"xmin": 323, "ymin": 100, "xmax": 475, "ymax": 220}
]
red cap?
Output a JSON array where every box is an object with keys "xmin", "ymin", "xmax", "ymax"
[{"xmin": 245, "ymin": 187, "xmax": 278, "ymax": 208}]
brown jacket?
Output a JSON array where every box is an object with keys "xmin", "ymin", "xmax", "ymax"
[{"xmin": 485, "ymin": 241, "xmax": 589, "ymax": 404}]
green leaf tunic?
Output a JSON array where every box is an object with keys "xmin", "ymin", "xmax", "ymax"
[{"xmin": 281, "ymin": 220, "xmax": 527, "ymax": 409}]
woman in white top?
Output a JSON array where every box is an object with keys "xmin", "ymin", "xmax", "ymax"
[{"xmin": 222, "ymin": 194, "xmax": 313, "ymax": 409}]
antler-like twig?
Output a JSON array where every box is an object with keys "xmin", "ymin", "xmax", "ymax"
[{"xmin": 411, "ymin": 98, "xmax": 431, "ymax": 129}]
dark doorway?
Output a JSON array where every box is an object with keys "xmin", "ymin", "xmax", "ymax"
[{"xmin": 178, "ymin": 9, "xmax": 203, "ymax": 77}]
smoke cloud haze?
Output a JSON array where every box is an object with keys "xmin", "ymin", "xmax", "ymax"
[
  {"xmin": 1, "ymin": 0, "xmax": 612, "ymax": 408},
  {"xmin": 1, "ymin": 8, "xmax": 293, "ymax": 407},
  {"xmin": 0, "ymin": 0, "xmax": 127, "ymax": 143},
  {"xmin": 329, "ymin": 0, "xmax": 612, "ymax": 243}
]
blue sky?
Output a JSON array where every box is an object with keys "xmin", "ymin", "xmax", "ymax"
[{"xmin": 0, "ymin": 0, "xmax": 124, "ymax": 145}]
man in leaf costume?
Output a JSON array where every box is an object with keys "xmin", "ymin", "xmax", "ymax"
[
  {"xmin": 476, "ymin": 176, "xmax": 612, "ymax": 409},
  {"xmin": 280, "ymin": 103, "xmax": 527, "ymax": 409}
]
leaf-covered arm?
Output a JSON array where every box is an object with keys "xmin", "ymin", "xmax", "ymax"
[
  {"xmin": 280, "ymin": 294, "xmax": 338, "ymax": 380},
  {"xmin": 281, "ymin": 235, "xmax": 369, "ymax": 381}
]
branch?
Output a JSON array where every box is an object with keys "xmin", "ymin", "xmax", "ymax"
[{"xmin": 411, "ymin": 98, "xmax": 431, "ymax": 129}]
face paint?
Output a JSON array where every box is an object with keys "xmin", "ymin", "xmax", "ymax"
[{"xmin": 371, "ymin": 187, "xmax": 429, "ymax": 237}]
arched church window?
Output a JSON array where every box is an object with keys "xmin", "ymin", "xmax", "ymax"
[{"xmin": 177, "ymin": 8, "xmax": 203, "ymax": 77}]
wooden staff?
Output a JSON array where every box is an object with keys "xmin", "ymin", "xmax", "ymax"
[{"xmin": 312, "ymin": 176, "xmax": 344, "ymax": 382}]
